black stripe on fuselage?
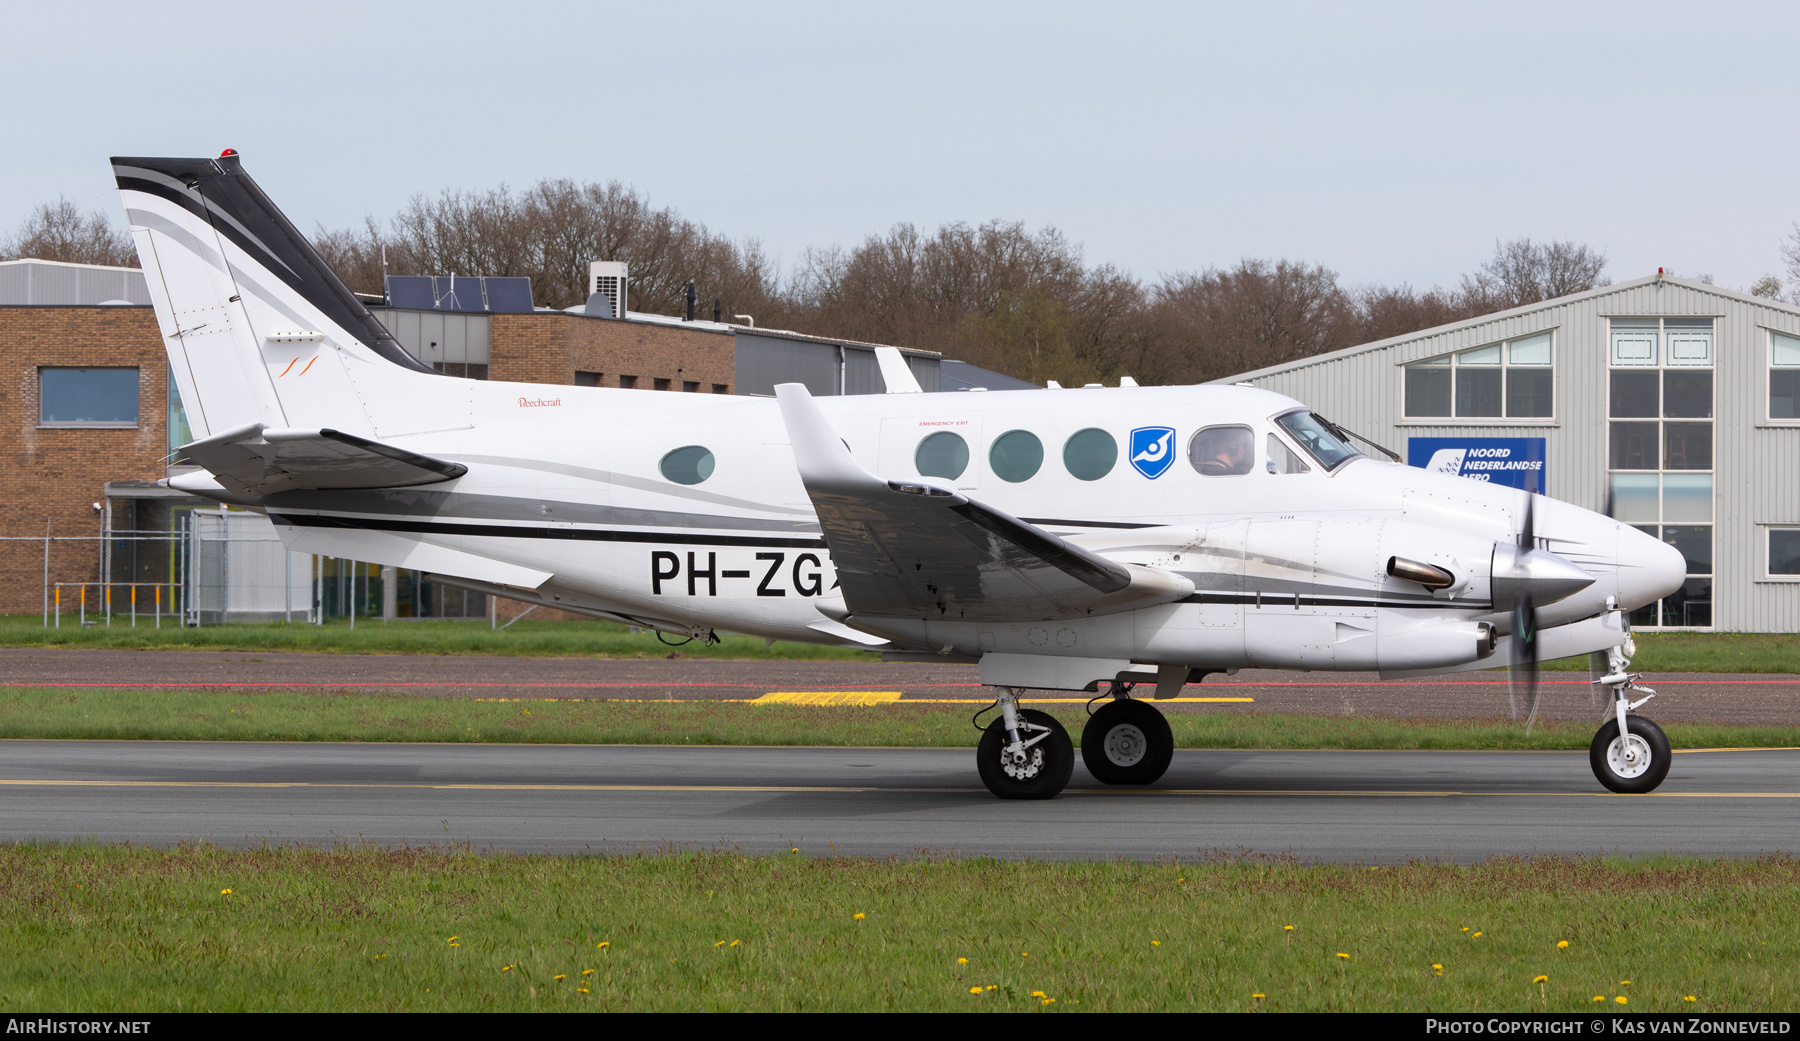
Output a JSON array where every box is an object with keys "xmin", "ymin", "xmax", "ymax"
[
  {"xmin": 273, "ymin": 513, "xmax": 828, "ymax": 549},
  {"xmin": 1179, "ymin": 592, "xmax": 1493, "ymax": 611}
]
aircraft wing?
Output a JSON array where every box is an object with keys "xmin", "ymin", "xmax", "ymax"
[
  {"xmin": 774, "ymin": 384, "xmax": 1192, "ymax": 622},
  {"xmin": 177, "ymin": 422, "xmax": 468, "ymax": 497}
]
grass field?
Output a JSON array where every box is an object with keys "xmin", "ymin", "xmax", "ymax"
[
  {"xmin": 4, "ymin": 615, "xmax": 1799, "ymax": 673},
  {"xmin": 2, "ymin": 686, "xmax": 1796, "ymax": 749},
  {"xmin": 0, "ymin": 844, "xmax": 1791, "ymax": 1012},
  {"xmin": 0, "ymin": 615, "xmax": 871, "ymax": 661}
]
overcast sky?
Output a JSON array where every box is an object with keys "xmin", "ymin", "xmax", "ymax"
[{"xmin": 5, "ymin": 0, "xmax": 1796, "ymax": 291}]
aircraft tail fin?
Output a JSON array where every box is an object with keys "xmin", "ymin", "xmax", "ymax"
[{"xmin": 112, "ymin": 151, "xmax": 439, "ymax": 440}]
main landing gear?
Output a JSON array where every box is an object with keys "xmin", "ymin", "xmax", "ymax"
[
  {"xmin": 1589, "ymin": 639, "xmax": 1671, "ymax": 794},
  {"xmin": 976, "ymin": 684, "xmax": 1176, "ymax": 799}
]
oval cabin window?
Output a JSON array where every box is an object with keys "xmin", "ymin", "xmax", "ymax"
[
  {"xmin": 989, "ymin": 430, "xmax": 1044, "ymax": 483},
  {"xmin": 915, "ymin": 431, "xmax": 970, "ymax": 480},
  {"xmin": 1062, "ymin": 428, "xmax": 1118, "ymax": 481},
  {"xmin": 659, "ymin": 445, "xmax": 716, "ymax": 485}
]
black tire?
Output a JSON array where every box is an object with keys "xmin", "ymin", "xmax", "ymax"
[
  {"xmin": 1589, "ymin": 715, "xmax": 1672, "ymax": 794},
  {"xmin": 976, "ymin": 709, "xmax": 1074, "ymax": 800},
  {"xmin": 1081, "ymin": 699, "xmax": 1175, "ymax": 785}
]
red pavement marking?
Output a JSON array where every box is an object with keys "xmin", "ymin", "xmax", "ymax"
[{"xmin": 2, "ymin": 678, "xmax": 1796, "ymax": 691}]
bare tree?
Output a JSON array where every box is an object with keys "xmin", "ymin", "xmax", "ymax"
[
  {"xmin": 1, "ymin": 197, "xmax": 137, "ymax": 267},
  {"xmin": 1461, "ymin": 237, "xmax": 1608, "ymax": 310},
  {"xmin": 1149, "ymin": 260, "xmax": 1358, "ymax": 385}
]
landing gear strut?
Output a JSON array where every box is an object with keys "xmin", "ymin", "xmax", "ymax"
[
  {"xmin": 976, "ymin": 687, "xmax": 1073, "ymax": 799},
  {"xmin": 1589, "ymin": 636, "xmax": 1671, "ymax": 794},
  {"xmin": 1080, "ymin": 686, "xmax": 1174, "ymax": 785}
]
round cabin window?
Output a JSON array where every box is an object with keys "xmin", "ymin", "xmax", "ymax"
[
  {"xmin": 659, "ymin": 445, "xmax": 716, "ymax": 485},
  {"xmin": 914, "ymin": 431, "xmax": 970, "ymax": 480},
  {"xmin": 1062, "ymin": 428, "xmax": 1117, "ymax": 481},
  {"xmin": 989, "ymin": 430, "xmax": 1044, "ymax": 483}
]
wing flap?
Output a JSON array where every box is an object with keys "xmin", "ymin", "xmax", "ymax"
[
  {"xmin": 181, "ymin": 422, "xmax": 467, "ymax": 496},
  {"xmin": 774, "ymin": 384, "xmax": 1192, "ymax": 622}
]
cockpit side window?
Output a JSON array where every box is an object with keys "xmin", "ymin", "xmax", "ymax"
[
  {"xmin": 1274, "ymin": 410, "xmax": 1361, "ymax": 471},
  {"xmin": 1266, "ymin": 433, "xmax": 1310, "ymax": 474},
  {"xmin": 1189, "ymin": 424, "xmax": 1255, "ymax": 476}
]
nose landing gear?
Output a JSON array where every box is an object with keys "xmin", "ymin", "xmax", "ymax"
[{"xmin": 1589, "ymin": 638, "xmax": 1670, "ymax": 794}]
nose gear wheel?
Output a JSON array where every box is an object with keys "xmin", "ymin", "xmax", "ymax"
[
  {"xmin": 1081, "ymin": 699, "xmax": 1175, "ymax": 785},
  {"xmin": 1589, "ymin": 715, "xmax": 1670, "ymax": 794}
]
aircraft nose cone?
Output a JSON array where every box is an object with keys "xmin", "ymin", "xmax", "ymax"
[{"xmin": 1616, "ymin": 525, "xmax": 1687, "ymax": 611}]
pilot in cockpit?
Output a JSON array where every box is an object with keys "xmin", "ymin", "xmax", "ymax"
[{"xmin": 1191, "ymin": 425, "xmax": 1255, "ymax": 476}]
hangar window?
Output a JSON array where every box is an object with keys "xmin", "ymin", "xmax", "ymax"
[
  {"xmin": 1770, "ymin": 331, "xmax": 1800, "ymax": 419},
  {"xmin": 988, "ymin": 430, "xmax": 1044, "ymax": 483},
  {"xmin": 1188, "ymin": 425, "xmax": 1254, "ymax": 476},
  {"xmin": 1403, "ymin": 332, "xmax": 1553, "ymax": 419},
  {"xmin": 1062, "ymin": 428, "xmax": 1117, "ymax": 481},
  {"xmin": 659, "ymin": 445, "xmax": 715, "ymax": 485},
  {"xmin": 39, "ymin": 367, "xmax": 139, "ymax": 427},
  {"xmin": 1770, "ymin": 528, "xmax": 1800, "ymax": 577},
  {"xmin": 1608, "ymin": 319, "xmax": 1713, "ymax": 628},
  {"xmin": 915, "ymin": 431, "xmax": 970, "ymax": 480}
]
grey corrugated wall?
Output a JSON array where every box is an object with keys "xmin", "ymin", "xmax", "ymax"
[{"xmin": 1230, "ymin": 277, "xmax": 1800, "ymax": 632}]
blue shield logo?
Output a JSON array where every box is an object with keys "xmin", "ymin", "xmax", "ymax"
[{"xmin": 1128, "ymin": 426, "xmax": 1177, "ymax": 479}]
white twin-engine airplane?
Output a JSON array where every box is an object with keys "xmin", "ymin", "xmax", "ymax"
[{"xmin": 116, "ymin": 151, "xmax": 1688, "ymax": 800}]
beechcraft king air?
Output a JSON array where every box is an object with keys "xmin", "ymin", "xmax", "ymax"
[{"xmin": 115, "ymin": 151, "xmax": 1689, "ymax": 799}]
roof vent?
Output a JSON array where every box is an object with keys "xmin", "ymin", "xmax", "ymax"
[{"xmin": 588, "ymin": 261, "xmax": 628, "ymax": 319}]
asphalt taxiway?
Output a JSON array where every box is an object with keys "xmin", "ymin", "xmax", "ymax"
[{"xmin": 2, "ymin": 741, "xmax": 1795, "ymax": 862}]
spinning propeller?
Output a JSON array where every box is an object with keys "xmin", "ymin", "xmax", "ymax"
[{"xmin": 1491, "ymin": 492, "xmax": 1595, "ymax": 734}]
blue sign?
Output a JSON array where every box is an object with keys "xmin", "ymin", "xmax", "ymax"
[
  {"xmin": 1129, "ymin": 426, "xmax": 1177, "ymax": 479},
  {"xmin": 1408, "ymin": 437, "xmax": 1546, "ymax": 493}
]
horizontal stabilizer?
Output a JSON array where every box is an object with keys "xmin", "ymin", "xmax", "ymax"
[
  {"xmin": 774, "ymin": 383, "xmax": 1192, "ymax": 622},
  {"xmin": 180, "ymin": 422, "xmax": 467, "ymax": 497}
]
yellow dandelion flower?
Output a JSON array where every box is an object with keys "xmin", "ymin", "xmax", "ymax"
[
  {"xmin": 986, "ymin": 986, "xmax": 997, "ymax": 991},
  {"xmin": 1620, "ymin": 980, "xmax": 1631, "ymax": 986},
  {"xmin": 1252, "ymin": 993, "xmax": 1265, "ymax": 1000},
  {"xmin": 1685, "ymin": 996, "xmax": 1697, "ymax": 1002},
  {"xmin": 1336, "ymin": 952, "xmax": 1349, "ymax": 960},
  {"xmin": 501, "ymin": 965, "xmax": 513, "ymax": 972},
  {"xmin": 1534, "ymin": 975, "xmax": 1548, "ymax": 984},
  {"xmin": 1473, "ymin": 932, "xmax": 1484, "ymax": 938},
  {"xmin": 791, "ymin": 848, "xmax": 799, "ymax": 854},
  {"xmin": 1557, "ymin": 940, "xmax": 1569, "ymax": 949},
  {"xmin": 582, "ymin": 969, "xmax": 593, "ymax": 976},
  {"xmin": 1461, "ymin": 927, "xmax": 1470, "ymax": 932},
  {"xmin": 1616, "ymin": 996, "xmax": 1628, "ymax": 1006},
  {"xmin": 1020, "ymin": 952, "xmax": 1029, "ymax": 958},
  {"xmin": 714, "ymin": 941, "xmax": 726, "ymax": 947},
  {"xmin": 1032, "ymin": 990, "xmax": 1046, "ymax": 998},
  {"xmin": 730, "ymin": 940, "xmax": 741, "ymax": 948},
  {"xmin": 1432, "ymin": 964, "xmax": 1442, "ymax": 970},
  {"xmin": 597, "ymin": 941, "xmax": 610, "ymax": 949},
  {"xmin": 853, "ymin": 912, "xmax": 865, "ymax": 920},
  {"xmin": 449, "ymin": 942, "xmax": 460, "ymax": 948},
  {"xmin": 554, "ymin": 974, "xmax": 566, "ymax": 981},
  {"xmin": 219, "ymin": 888, "xmax": 232, "ymax": 895},
  {"xmin": 375, "ymin": 954, "xmax": 388, "ymax": 960},
  {"xmin": 447, "ymin": 936, "xmax": 458, "ymax": 943},
  {"xmin": 1178, "ymin": 877, "xmax": 1185, "ymax": 882},
  {"xmin": 1042, "ymin": 998, "xmax": 1056, "ymax": 1005},
  {"xmin": 1594, "ymin": 996, "xmax": 1605, "ymax": 1002},
  {"xmin": 1151, "ymin": 940, "xmax": 1161, "ymax": 947},
  {"xmin": 957, "ymin": 958, "xmax": 968, "ymax": 965},
  {"xmin": 1284, "ymin": 925, "xmax": 1294, "ymax": 931},
  {"xmin": 578, "ymin": 987, "xmax": 589, "ymax": 994},
  {"xmin": 970, "ymin": 987, "xmax": 982, "ymax": 995}
]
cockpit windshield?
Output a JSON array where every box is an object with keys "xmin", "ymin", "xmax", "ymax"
[{"xmin": 1274, "ymin": 410, "xmax": 1362, "ymax": 471}]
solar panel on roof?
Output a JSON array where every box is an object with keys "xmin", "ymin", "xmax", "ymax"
[
  {"xmin": 432, "ymin": 276, "xmax": 484, "ymax": 312},
  {"xmin": 384, "ymin": 276, "xmax": 435, "ymax": 310},
  {"xmin": 481, "ymin": 277, "xmax": 534, "ymax": 313}
]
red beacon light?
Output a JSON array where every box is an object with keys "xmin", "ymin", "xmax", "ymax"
[{"xmin": 220, "ymin": 148, "xmax": 237, "ymax": 158}]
